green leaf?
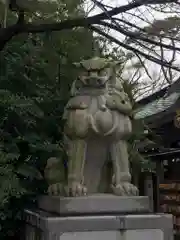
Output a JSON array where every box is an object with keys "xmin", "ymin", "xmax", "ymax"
[{"xmin": 16, "ymin": 164, "xmax": 43, "ymax": 180}]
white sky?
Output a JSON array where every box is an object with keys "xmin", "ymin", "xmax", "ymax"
[{"xmin": 84, "ymin": 0, "xmax": 180, "ymax": 99}]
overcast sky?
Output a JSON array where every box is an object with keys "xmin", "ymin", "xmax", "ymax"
[{"xmin": 84, "ymin": 0, "xmax": 180, "ymax": 99}]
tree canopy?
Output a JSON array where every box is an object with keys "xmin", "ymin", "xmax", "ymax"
[
  {"xmin": 0, "ymin": 0, "xmax": 95, "ymax": 238},
  {"xmin": 0, "ymin": 0, "xmax": 180, "ymax": 96}
]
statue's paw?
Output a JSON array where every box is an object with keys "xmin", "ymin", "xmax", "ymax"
[
  {"xmin": 48, "ymin": 183, "xmax": 65, "ymax": 196},
  {"xmin": 112, "ymin": 182, "xmax": 139, "ymax": 196},
  {"xmin": 66, "ymin": 182, "xmax": 87, "ymax": 197}
]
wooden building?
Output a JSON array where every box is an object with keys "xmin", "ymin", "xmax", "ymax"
[{"xmin": 134, "ymin": 79, "xmax": 180, "ymax": 237}]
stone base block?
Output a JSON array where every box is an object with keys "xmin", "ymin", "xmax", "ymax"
[
  {"xmin": 38, "ymin": 195, "xmax": 150, "ymax": 216},
  {"xmin": 23, "ymin": 210, "xmax": 173, "ymax": 240},
  {"xmin": 23, "ymin": 196, "xmax": 173, "ymax": 240}
]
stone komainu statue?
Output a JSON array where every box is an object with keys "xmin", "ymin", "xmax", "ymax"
[{"xmin": 46, "ymin": 57, "xmax": 138, "ymax": 197}]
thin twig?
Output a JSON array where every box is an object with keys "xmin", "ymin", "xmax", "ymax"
[
  {"xmin": 90, "ymin": 25, "xmax": 180, "ymax": 72},
  {"xmin": 98, "ymin": 21, "xmax": 180, "ymax": 52}
]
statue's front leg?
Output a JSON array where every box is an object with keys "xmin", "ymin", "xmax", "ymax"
[
  {"xmin": 66, "ymin": 139, "xmax": 87, "ymax": 197},
  {"xmin": 110, "ymin": 140, "xmax": 139, "ymax": 196}
]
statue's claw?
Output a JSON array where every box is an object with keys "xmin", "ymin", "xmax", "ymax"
[
  {"xmin": 65, "ymin": 182, "xmax": 87, "ymax": 197},
  {"xmin": 48, "ymin": 183, "xmax": 65, "ymax": 196},
  {"xmin": 112, "ymin": 182, "xmax": 139, "ymax": 196}
]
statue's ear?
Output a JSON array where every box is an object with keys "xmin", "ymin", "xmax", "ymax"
[
  {"xmin": 114, "ymin": 60, "xmax": 123, "ymax": 67},
  {"xmin": 73, "ymin": 62, "xmax": 81, "ymax": 68}
]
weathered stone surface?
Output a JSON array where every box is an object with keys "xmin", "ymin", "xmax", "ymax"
[
  {"xmin": 45, "ymin": 57, "xmax": 138, "ymax": 197},
  {"xmin": 24, "ymin": 209, "xmax": 173, "ymax": 240},
  {"xmin": 60, "ymin": 230, "xmax": 164, "ymax": 240},
  {"xmin": 38, "ymin": 195, "xmax": 150, "ymax": 216}
]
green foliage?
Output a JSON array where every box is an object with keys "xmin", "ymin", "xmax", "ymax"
[
  {"xmin": 0, "ymin": 151, "xmax": 45, "ymax": 238},
  {"xmin": 128, "ymin": 120, "xmax": 156, "ymax": 174},
  {"xmin": 0, "ymin": 0, "xmax": 94, "ymax": 238}
]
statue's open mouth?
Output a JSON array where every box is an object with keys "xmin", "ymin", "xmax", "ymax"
[{"xmin": 80, "ymin": 77, "xmax": 108, "ymax": 87}]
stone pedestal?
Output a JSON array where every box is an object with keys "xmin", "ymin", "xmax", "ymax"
[
  {"xmin": 24, "ymin": 195, "xmax": 173, "ymax": 240},
  {"xmin": 38, "ymin": 195, "xmax": 150, "ymax": 216}
]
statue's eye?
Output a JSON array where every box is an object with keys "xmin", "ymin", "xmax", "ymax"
[
  {"xmin": 82, "ymin": 71, "xmax": 89, "ymax": 76},
  {"xmin": 98, "ymin": 70, "xmax": 105, "ymax": 76}
]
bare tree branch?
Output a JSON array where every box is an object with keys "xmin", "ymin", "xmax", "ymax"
[
  {"xmin": 113, "ymin": 17, "xmax": 180, "ymax": 42},
  {"xmin": 90, "ymin": 25, "xmax": 180, "ymax": 72},
  {"xmin": 88, "ymin": 0, "xmax": 180, "ymax": 85},
  {"xmin": 1, "ymin": 0, "xmax": 178, "ymax": 33},
  {"xmin": 98, "ymin": 20, "xmax": 180, "ymax": 52},
  {"xmin": 168, "ymin": 38, "xmax": 176, "ymax": 80},
  {"xmin": 159, "ymin": 37, "xmax": 171, "ymax": 83},
  {"xmin": 0, "ymin": 0, "xmax": 179, "ymax": 88},
  {"xmin": 135, "ymin": 53, "xmax": 153, "ymax": 80}
]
